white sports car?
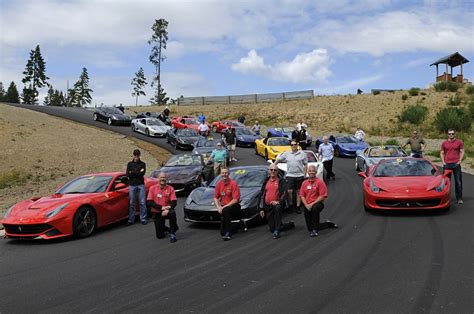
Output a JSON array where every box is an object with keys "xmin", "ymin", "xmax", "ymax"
[
  {"xmin": 268, "ymin": 150, "xmax": 324, "ymax": 180},
  {"xmin": 131, "ymin": 118, "xmax": 171, "ymax": 137}
]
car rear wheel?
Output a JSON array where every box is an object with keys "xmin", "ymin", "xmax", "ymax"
[
  {"xmin": 145, "ymin": 128, "xmax": 150, "ymax": 136},
  {"xmin": 212, "ymin": 126, "xmax": 218, "ymax": 133},
  {"xmin": 265, "ymin": 150, "xmax": 269, "ymax": 160},
  {"xmin": 93, "ymin": 113, "xmax": 98, "ymax": 121},
  {"xmin": 334, "ymin": 147, "xmax": 340, "ymax": 157},
  {"xmin": 73, "ymin": 206, "xmax": 96, "ymax": 238},
  {"xmin": 107, "ymin": 118, "xmax": 113, "ymax": 125}
]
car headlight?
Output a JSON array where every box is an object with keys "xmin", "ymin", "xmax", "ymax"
[
  {"xmin": 111, "ymin": 115, "xmax": 117, "ymax": 119},
  {"xmin": 45, "ymin": 203, "xmax": 69, "ymax": 218},
  {"xmin": 3, "ymin": 205, "xmax": 14, "ymax": 219},
  {"xmin": 185, "ymin": 195, "xmax": 193, "ymax": 206},
  {"xmin": 435, "ymin": 178, "xmax": 445, "ymax": 192},
  {"xmin": 238, "ymin": 137, "xmax": 245, "ymax": 141},
  {"xmin": 369, "ymin": 180, "xmax": 380, "ymax": 193}
]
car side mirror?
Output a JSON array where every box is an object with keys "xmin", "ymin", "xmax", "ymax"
[
  {"xmin": 358, "ymin": 171, "xmax": 367, "ymax": 178},
  {"xmin": 115, "ymin": 183, "xmax": 127, "ymax": 190}
]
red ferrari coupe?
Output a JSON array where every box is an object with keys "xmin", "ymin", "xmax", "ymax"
[
  {"xmin": 2, "ymin": 172, "xmax": 157, "ymax": 240},
  {"xmin": 171, "ymin": 116, "xmax": 210, "ymax": 133},
  {"xmin": 211, "ymin": 120, "xmax": 244, "ymax": 133},
  {"xmin": 359, "ymin": 158, "xmax": 451, "ymax": 212}
]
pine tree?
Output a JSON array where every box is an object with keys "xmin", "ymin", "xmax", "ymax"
[
  {"xmin": 73, "ymin": 67, "xmax": 93, "ymax": 107},
  {"xmin": 0, "ymin": 82, "xmax": 5, "ymax": 101},
  {"xmin": 149, "ymin": 85, "xmax": 169, "ymax": 105},
  {"xmin": 149, "ymin": 19, "xmax": 168, "ymax": 105},
  {"xmin": 43, "ymin": 86, "xmax": 54, "ymax": 106},
  {"xmin": 67, "ymin": 88, "xmax": 77, "ymax": 107},
  {"xmin": 21, "ymin": 45, "xmax": 49, "ymax": 104},
  {"xmin": 6, "ymin": 82, "xmax": 20, "ymax": 103},
  {"xmin": 131, "ymin": 67, "xmax": 147, "ymax": 106}
]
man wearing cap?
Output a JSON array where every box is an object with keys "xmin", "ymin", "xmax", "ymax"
[
  {"xmin": 210, "ymin": 142, "xmax": 228, "ymax": 177},
  {"xmin": 258, "ymin": 164, "xmax": 295, "ymax": 239},
  {"xmin": 300, "ymin": 165, "xmax": 338, "ymax": 237},
  {"xmin": 274, "ymin": 140, "xmax": 308, "ymax": 214},
  {"xmin": 147, "ymin": 172, "xmax": 179, "ymax": 242},
  {"xmin": 126, "ymin": 149, "xmax": 147, "ymax": 225},
  {"xmin": 403, "ymin": 130, "xmax": 426, "ymax": 157},
  {"xmin": 214, "ymin": 168, "xmax": 241, "ymax": 241}
]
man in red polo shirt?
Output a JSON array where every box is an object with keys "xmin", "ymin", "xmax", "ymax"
[
  {"xmin": 441, "ymin": 128, "xmax": 465, "ymax": 204},
  {"xmin": 214, "ymin": 168, "xmax": 241, "ymax": 241},
  {"xmin": 147, "ymin": 172, "xmax": 179, "ymax": 242},
  {"xmin": 258, "ymin": 164, "xmax": 295, "ymax": 239},
  {"xmin": 300, "ymin": 165, "xmax": 338, "ymax": 237}
]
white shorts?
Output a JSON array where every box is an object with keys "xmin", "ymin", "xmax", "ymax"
[{"xmin": 228, "ymin": 144, "xmax": 236, "ymax": 151}]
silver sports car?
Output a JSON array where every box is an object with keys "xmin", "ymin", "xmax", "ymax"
[
  {"xmin": 131, "ymin": 118, "xmax": 171, "ymax": 137},
  {"xmin": 355, "ymin": 145, "xmax": 407, "ymax": 172}
]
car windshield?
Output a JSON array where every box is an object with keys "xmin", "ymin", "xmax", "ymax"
[
  {"xmin": 369, "ymin": 147, "xmax": 406, "ymax": 157},
  {"xmin": 336, "ymin": 136, "xmax": 358, "ymax": 144},
  {"xmin": 374, "ymin": 159, "xmax": 437, "ymax": 177},
  {"xmin": 306, "ymin": 152, "xmax": 317, "ymax": 162},
  {"xmin": 105, "ymin": 107, "xmax": 123, "ymax": 114},
  {"xmin": 177, "ymin": 128, "xmax": 198, "ymax": 136},
  {"xmin": 185, "ymin": 119, "xmax": 199, "ymax": 125},
  {"xmin": 268, "ymin": 138, "xmax": 290, "ymax": 146},
  {"xmin": 165, "ymin": 155, "xmax": 202, "ymax": 167},
  {"xmin": 282, "ymin": 127, "xmax": 293, "ymax": 133},
  {"xmin": 148, "ymin": 119, "xmax": 165, "ymax": 126},
  {"xmin": 235, "ymin": 128, "xmax": 254, "ymax": 135},
  {"xmin": 195, "ymin": 139, "xmax": 216, "ymax": 147},
  {"xmin": 57, "ymin": 175, "xmax": 113, "ymax": 194},
  {"xmin": 210, "ymin": 168, "xmax": 267, "ymax": 188}
]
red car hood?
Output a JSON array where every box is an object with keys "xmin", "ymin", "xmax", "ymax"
[
  {"xmin": 371, "ymin": 176, "xmax": 443, "ymax": 193},
  {"xmin": 9, "ymin": 193, "xmax": 96, "ymax": 218}
]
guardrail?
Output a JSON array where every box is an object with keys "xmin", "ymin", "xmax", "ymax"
[{"xmin": 177, "ymin": 90, "xmax": 314, "ymax": 106}]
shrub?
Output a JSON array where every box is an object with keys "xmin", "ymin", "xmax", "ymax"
[
  {"xmin": 401, "ymin": 94, "xmax": 408, "ymax": 101},
  {"xmin": 434, "ymin": 107, "xmax": 471, "ymax": 132},
  {"xmin": 468, "ymin": 97, "xmax": 474, "ymax": 118},
  {"xmin": 447, "ymin": 82, "xmax": 461, "ymax": 92},
  {"xmin": 434, "ymin": 81, "xmax": 460, "ymax": 92},
  {"xmin": 465, "ymin": 85, "xmax": 474, "ymax": 95},
  {"xmin": 446, "ymin": 94, "xmax": 462, "ymax": 106},
  {"xmin": 372, "ymin": 90, "xmax": 380, "ymax": 95},
  {"xmin": 408, "ymin": 88, "xmax": 420, "ymax": 96},
  {"xmin": 420, "ymin": 91, "xmax": 427, "ymax": 96},
  {"xmin": 398, "ymin": 104, "xmax": 429, "ymax": 124},
  {"xmin": 384, "ymin": 138, "xmax": 399, "ymax": 145}
]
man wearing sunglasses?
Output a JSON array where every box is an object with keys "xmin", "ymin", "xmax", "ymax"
[
  {"xmin": 257, "ymin": 164, "xmax": 295, "ymax": 239},
  {"xmin": 274, "ymin": 140, "xmax": 308, "ymax": 214},
  {"xmin": 441, "ymin": 128, "xmax": 464, "ymax": 204}
]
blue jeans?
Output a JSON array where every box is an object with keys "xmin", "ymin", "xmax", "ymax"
[
  {"xmin": 128, "ymin": 184, "xmax": 147, "ymax": 222},
  {"xmin": 444, "ymin": 163, "xmax": 463, "ymax": 201}
]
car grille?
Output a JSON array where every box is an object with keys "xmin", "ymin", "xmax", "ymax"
[
  {"xmin": 4, "ymin": 224, "xmax": 53, "ymax": 235},
  {"xmin": 185, "ymin": 210, "xmax": 220, "ymax": 222},
  {"xmin": 375, "ymin": 199, "xmax": 441, "ymax": 208}
]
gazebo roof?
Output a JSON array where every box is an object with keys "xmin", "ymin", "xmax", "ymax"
[{"xmin": 430, "ymin": 52, "xmax": 469, "ymax": 67}]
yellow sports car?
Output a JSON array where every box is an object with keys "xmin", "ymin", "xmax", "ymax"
[{"xmin": 255, "ymin": 137, "xmax": 294, "ymax": 161}]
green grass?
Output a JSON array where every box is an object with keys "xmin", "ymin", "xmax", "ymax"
[
  {"xmin": 384, "ymin": 138, "xmax": 399, "ymax": 145},
  {"xmin": 0, "ymin": 170, "xmax": 28, "ymax": 189}
]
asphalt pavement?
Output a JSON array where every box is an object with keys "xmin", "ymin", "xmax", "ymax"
[{"xmin": 0, "ymin": 103, "xmax": 473, "ymax": 313}]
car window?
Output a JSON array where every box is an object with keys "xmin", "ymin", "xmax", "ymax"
[
  {"xmin": 185, "ymin": 119, "xmax": 199, "ymax": 125},
  {"xmin": 177, "ymin": 128, "xmax": 198, "ymax": 136},
  {"xmin": 336, "ymin": 136, "xmax": 358, "ymax": 143},
  {"xmin": 306, "ymin": 152, "xmax": 317, "ymax": 162},
  {"xmin": 210, "ymin": 168, "xmax": 267, "ymax": 188},
  {"xmin": 57, "ymin": 175, "xmax": 113, "ymax": 194},
  {"xmin": 374, "ymin": 159, "xmax": 437, "ymax": 177},
  {"xmin": 147, "ymin": 119, "xmax": 165, "ymax": 126},
  {"xmin": 235, "ymin": 128, "xmax": 254, "ymax": 135},
  {"xmin": 268, "ymin": 138, "xmax": 290, "ymax": 146},
  {"xmin": 165, "ymin": 155, "xmax": 202, "ymax": 166}
]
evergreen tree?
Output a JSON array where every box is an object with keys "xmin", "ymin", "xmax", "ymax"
[
  {"xmin": 149, "ymin": 84, "xmax": 169, "ymax": 105},
  {"xmin": 43, "ymin": 86, "xmax": 54, "ymax": 106},
  {"xmin": 0, "ymin": 82, "xmax": 5, "ymax": 101},
  {"xmin": 21, "ymin": 45, "xmax": 49, "ymax": 104},
  {"xmin": 67, "ymin": 88, "xmax": 77, "ymax": 107},
  {"xmin": 6, "ymin": 82, "xmax": 20, "ymax": 103},
  {"xmin": 73, "ymin": 67, "xmax": 93, "ymax": 107},
  {"xmin": 131, "ymin": 67, "xmax": 147, "ymax": 106},
  {"xmin": 149, "ymin": 18, "xmax": 168, "ymax": 105}
]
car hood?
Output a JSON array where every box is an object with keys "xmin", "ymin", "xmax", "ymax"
[
  {"xmin": 110, "ymin": 113, "xmax": 131, "ymax": 120},
  {"xmin": 339, "ymin": 143, "xmax": 368, "ymax": 151},
  {"xmin": 371, "ymin": 176, "xmax": 444, "ymax": 193},
  {"xmin": 238, "ymin": 135, "xmax": 261, "ymax": 141},
  {"xmin": 178, "ymin": 136, "xmax": 201, "ymax": 144},
  {"xmin": 193, "ymin": 147, "xmax": 215, "ymax": 155},
  {"xmin": 149, "ymin": 125, "xmax": 170, "ymax": 132},
  {"xmin": 187, "ymin": 187, "xmax": 258, "ymax": 207},
  {"xmin": 161, "ymin": 166, "xmax": 201, "ymax": 181},
  {"xmin": 268, "ymin": 146, "xmax": 292, "ymax": 154}
]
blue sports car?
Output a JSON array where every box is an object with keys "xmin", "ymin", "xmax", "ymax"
[
  {"xmin": 316, "ymin": 135, "xmax": 369, "ymax": 157},
  {"xmin": 234, "ymin": 127, "xmax": 263, "ymax": 147},
  {"xmin": 266, "ymin": 127, "xmax": 312, "ymax": 146}
]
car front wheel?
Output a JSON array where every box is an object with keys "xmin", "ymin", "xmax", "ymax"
[
  {"xmin": 145, "ymin": 129, "xmax": 150, "ymax": 136},
  {"xmin": 73, "ymin": 206, "xmax": 96, "ymax": 238},
  {"xmin": 334, "ymin": 147, "xmax": 340, "ymax": 157}
]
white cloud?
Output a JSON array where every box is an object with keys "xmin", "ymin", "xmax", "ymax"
[{"xmin": 232, "ymin": 49, "xmax": 332, "ymax": 83}]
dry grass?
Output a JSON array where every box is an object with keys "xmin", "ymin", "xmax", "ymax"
[{"xmin": 0, "ymin": 103, "xmax": 170, "ymax": 215}]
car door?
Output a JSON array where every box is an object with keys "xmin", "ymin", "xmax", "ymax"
[
  {"xmin": 97, "ymin": 175, "xmax": 130, "ymax": 224},
  {"xmin": 139, "ymin": 119, "xmax": 147, "ymax": 133}
]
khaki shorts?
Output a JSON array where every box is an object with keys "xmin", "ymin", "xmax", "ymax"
[{"xmin": 228, "ymin": 144, "xmax": 236, "ymax": 151}]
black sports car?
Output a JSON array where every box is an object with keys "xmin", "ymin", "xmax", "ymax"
[
  {"xmin": 166, "ymin": 128, "xmax": 202, "ymax": 150},
  {"xmin": 93, "ymin": 107, "xmax": 132, "ymax": 126},
  {"xmin": 192, "ymin": 138, "xmax": 228, "ymax": 157},
  {"xmin": 234, "ymin": 127, "xmax": 263, "ymax": 147},
  {"xmin": 151, "ymin": 154, "xmax": 209, "ymax": 193},
  {"xmin": 183, "ymin": 166, "xmax": 270, "ymax": 225}
]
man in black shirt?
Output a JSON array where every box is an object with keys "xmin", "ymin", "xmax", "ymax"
[
  {"xmin": 126, "ymin": 149, "xmax": 147, "ymax": 225},
  {"xmin": 224, "ymin": 128, "xmax": 237, "ymax": 162}
]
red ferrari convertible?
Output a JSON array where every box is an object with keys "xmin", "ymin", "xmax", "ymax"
[
  {"xmin": 2, "ymin": 172, "xmax": 157, "ymax": 240},
  {"xmin": 211, "ymin": 120, "xmax": 244, "ymax": 133},
  {"xmin": 359, "ymin": 158, "xmax": 451, "ymax": 212}
]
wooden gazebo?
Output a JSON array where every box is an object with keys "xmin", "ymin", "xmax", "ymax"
[{"xmin": 430, "ymin": 52, "xmax": 469, "ymax": 83}]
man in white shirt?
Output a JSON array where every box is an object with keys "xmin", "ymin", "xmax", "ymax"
[
  {"xmin": 198, "ymin": 121, "xmax": 209, "ymax": 136},
  {"xmin": 318, "ymin": 136, "xmax": 335, "ymax": 181},
  {"xmin": 354, "ymin": 127, "xmax": 365, "ymax": 141}
]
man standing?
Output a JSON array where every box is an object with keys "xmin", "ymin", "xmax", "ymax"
[
  {"xmin": 210, "ymin": 142, "xmax": 227, "ymax": 177},
  {"xmin": 354, "ymin": 127, "xmax": 366, "ymax": 141},
  {"xmin": 126, "ymin": 149, "xmax": 147, "ymax": 225},
  {"xmin": 238, "ymin": 113, "xmax": 246, "ymax": 124},
  {"xmin": 251, "ymin": 121, "xmax": 261, "ymax": 135},
  {"xmin": 274, "ymin": 140, "xmax": 308, "ymax": 214},
  {"xmin": 214, "ymin": 168, "xmax": 241, "ymax": 241},
  {"xmin": 258, "ymin": 164, "xmax": 295, "ymax": 239},
  {"xmin": 198, "ymin": 121, "xmax": 209, "ymax": 136},
  {"xmin": 300, "ymin": 165, "xmax": 338, "ymax": 237},
  {"xmin": 318, "ymin": 136, "xmax": 335, "ymax": 181},
  {"xmin": 147, "ymin": 172, "xmax": 179, "ymax": 242},
  {"xmin": 291, "ymin": 124, "xmax": 301, "ymax": 146},
  {"xmin": 224, "ymin": 128, "xmax": 238, "ymax": 161},
  {"xmin": 299, "ymin": 124, "xmax": 308, "ymax": 150},
  {"xmin": 163, "ymin": 106, "xmax": 170, "ymax": 117},
  {"xmin": 440, "ymin": 128, "xmax": 464, "ymax": 204},
  {"xmin": 403, "ymin": 130, "xmax": 426, "ymax": 157}
]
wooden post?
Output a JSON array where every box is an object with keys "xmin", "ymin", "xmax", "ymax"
[
  {"xmin": 228, "ymin": 96, "xmax": 231, "ymax": 104},
  {"xmin": 202, "ymin": 97, "xmax": 205, "ymax": 106},
  {"xmin": 436, "ymin": 64, "xmax": 438, "ymax": 78},
  {"xmin": 445, "ymin": 64, "xmax": 448, "ymax": 81},
  {"xmin": 254, "ymin": 94, "xmax": 257, "ymax": 104},
  {"xmin": 460, "ymin": 62, "xmax": 463, "ymax": 75}
]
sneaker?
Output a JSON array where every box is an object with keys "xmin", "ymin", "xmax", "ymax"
[
  {"xmin": 141, "ymin": 221, "xmax": 147, "ymax": 225},
  {"xmin": 222, "ymin": 232, "xmax": 232, "ymax": 241},
  {"xmin": 457, "ymin": 199, "xmax": 463, "ymax": 204},
  {"xmin": 127, "ymin": 221, "xmax": 134, "ymax": 226},
  {"xmin": 272, "ymin": 230, "xmax": 281, "ymax": 239},
  {"xmin": 326, "ymin": 220, "xmax": 339, "ymax": 228},
  {"xmin": 310, "ymin": 230, "xmax": 319, "ymax": 237},
  {"xmin": 232, "ymin": 158, "xmax": 238, "ymax": 162},
  {"xmin": 170, "ymin": 233, "xmax": 177, "ymax": 243}
]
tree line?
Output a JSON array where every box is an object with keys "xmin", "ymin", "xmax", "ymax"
[{"xmin": 1, "ymin": 18, "xmax": 172, "ymax": 107}]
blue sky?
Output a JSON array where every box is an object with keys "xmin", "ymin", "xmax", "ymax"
[{"xmin": 1, "ymin": 0, "xmax": 473, "ymax": 106}]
